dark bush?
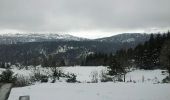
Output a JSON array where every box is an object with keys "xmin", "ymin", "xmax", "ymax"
[
  {"xmin": 162, "ymin": 76, "xmax": 170, "ymax": 83},
  {"xmin": 31, "ymin": 72, "xmax": 49, "ymax": 83},
  {"xmin": 66, "ymin": 74, "xmax": 77, "ymax": 83},
  {"xmin": 14, "ymin": 75, "xmax": 31, "ymax": 87},
  {"xmin": 101, "ymin": 76, "xmax": 113, "ymax": 82},
  {"xmin": 40, "ymin": 75, "xmax": 48, "ymax": 83},
  {"xmin": 0, "ymin": 69, "xmax": 16, "ymax": 83}
]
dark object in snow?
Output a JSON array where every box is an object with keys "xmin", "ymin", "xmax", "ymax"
[
  {"xmin": 0, "ymin": 69, "xmax": 16, "ymax": 83},
  {"xmin": 66, "ymin": 74, "xmax": 77, "ymax": 83},
  {"xmin": 162, "ymin": 76, "xmax": 170, "ymax": 83},
  {"xmin": 19, "ymin": 96, "xmax": 30, "ymax": 100}
]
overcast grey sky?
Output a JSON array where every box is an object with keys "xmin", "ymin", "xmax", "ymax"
[{"xmin": 0, "ymin": 0, "xmax": 170, "ymax": 39}]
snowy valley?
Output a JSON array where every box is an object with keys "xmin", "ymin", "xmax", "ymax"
[
  {"xmin": 1, "ymin": 0, "xmax": 170, "ymax": 100},
  {"xmin": 0, "ymin": 32, "xmax": 170, "ymax": 100}
]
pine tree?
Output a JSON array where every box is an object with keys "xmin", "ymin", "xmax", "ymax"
[
  {"xmin": 1, "ymin": 62, "xmax": 5, "ymax": 68},
  {"xmin": 59, "ymin": 59, "xmax": 65, "ymax": 66},
  {"xmin": 160, "ymin": 39, "xmax": 170, "ymax": 76},
  {"xmin": 108, "ymin": 58, "xmax": 120, "ymax": 75}
]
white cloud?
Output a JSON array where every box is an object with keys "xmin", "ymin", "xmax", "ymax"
[{"xmin": 0, "ymin": 0, "xmax": 170, "ymax": 38}]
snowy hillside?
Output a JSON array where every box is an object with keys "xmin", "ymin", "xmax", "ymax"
[{"xmin": 0, "ymin": 33, "xmax": 87, "ymax": 44}]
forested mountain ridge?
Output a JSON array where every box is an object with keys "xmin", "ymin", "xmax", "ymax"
[
  {"xmin": 83, "ymin": 31, "xmax": 170, "ymax": 75},
  {"xmin": 0, "ymin": 41, "xmax": 122, "ymax": 66},
  {"xmin": 96, "ymin": 33, "xmax": 150, "ymax": 43},
  {"xmin": 0, "ymin": 33, "xmax": 150, "ymax": 44},
  {"xmin": 0, "ymin": 33, "xmax": 151, "ymax": 66}
]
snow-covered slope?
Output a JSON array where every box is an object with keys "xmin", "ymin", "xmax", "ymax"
[{"xmin": 0, "ymin": 33, "xmax": 87, "ymax": 44}]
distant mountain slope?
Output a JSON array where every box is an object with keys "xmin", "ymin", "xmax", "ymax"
[
  {"xmin": 0, "ymin": 33, "xmax": 87, "ymax": 44},
  {"xmin": 0, "ymin": 33, "xmax": 150, "ymax": 45},
  {"xmin": 0, "ymin": 41, "xmax": 121, "ymax": 65},
  {"xmin": 0, "ymin": 33, "xmax": 151, "ymax": 66},
  {"xmin": 96, "ymin": 33, "xmax": 150, "ymax": 44}
]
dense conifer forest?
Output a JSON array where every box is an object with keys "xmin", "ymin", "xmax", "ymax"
[{"xmin": 83, "ymin": 31, "xmax": 170, "ymax": 75}]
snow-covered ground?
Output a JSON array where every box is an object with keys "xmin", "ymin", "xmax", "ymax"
[
  {"xmin": 0, "ymin": 66, "xmax": 168, "ymax": 83},
  {"xmin": 125, "ymin": 69, "xmax": 168, "ymax": 83},
  {"xmin": 0, "ymin": 66, "xmax": 107, "ymax": 83},
  {"xmin": 63, "ymin": 66, "xmax": 107, "ymax": 82},
  {"xmin": 8, "ymin": 82, "xmax": 170, "ymax": 100},
  {"xmin": 1, "ymin": 66, "xmax": 169, "ymax": 100}
]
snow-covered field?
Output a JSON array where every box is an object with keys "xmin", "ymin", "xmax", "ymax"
[
  {"xmin": 0, "ymin": 66, "xmax": 168, "ymax": 83},
  {"xmin": 8, "ymin": 82, "xmax": 170, "ymax": 100},
  {"xmin": 125, "ymin": 69, "xmax": 168, "ymax": 83},
  {"xmin": 62, "ymin": 66, "xmax": 107, "ymax": 82},
  {"xmin": 0, "ymin": 66, "xmax": 170, "ymax": 100},
  {"xmin": 0, "ymin": 66, "xmax": 107, "ymax": 82}
]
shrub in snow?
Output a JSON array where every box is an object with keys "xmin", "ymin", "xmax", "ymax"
[
  {"xmin": 110, "ymin": 74, "xmax": 125, "ymax": 82},
  {"xmin": 31, "ymin": 71, "xmax": 49, "ymax": 83},
  {"xmin": 51, "ymin": 79, "xmax": 56, "ymax": 83},
  {"xmin": 161, "ymin": 70, "xmax": 168, "ymax": 75},
  {"xmin": 117, "ymin": 75, "xmax": 124, "ymax": 82},
  {"xmin": 100, "ymin": 75, "xmax": 113, "ymax": 82},
  {"xmin": 40, "ymin": 75, "xmax": 48, "ymax": 83},
  {"xmin": 14, "ymin": 75, "xmax": 31, "ymax": 87},
  {"xmin": 51, "ymin": 67, "xmax": 63, "ymax": 82},
  {"xmin": 66, "ymin": 74, "xmax": 77, "ymax": 83},
  {"xmin": 162, "ymin": 76, "xmax": 170, "ymax": 83},
  {"xmin": 0, "ymin": 69, "xmax": 17, "ymax": 83},
  {"xmin": 52, "ymin": 68, "xmax": 62, "ymax": 79},
  {"xmin": 91, "ymin": 71, "xmax": 98, "ymax": 83},
  {"xmin": 100, "ymin": 70, "xmax": 113, "ymax": 82}
]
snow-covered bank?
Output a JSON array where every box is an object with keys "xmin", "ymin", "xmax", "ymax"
[{"xmin": 8, "ymin": 82, "xmax": 170, "ymax": 100}]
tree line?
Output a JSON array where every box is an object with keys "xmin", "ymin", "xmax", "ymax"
[{"xmin": 82, "ymin": 31, "xmax": 170, "ymax": 76}]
